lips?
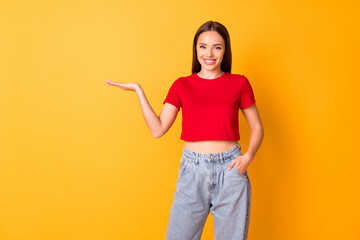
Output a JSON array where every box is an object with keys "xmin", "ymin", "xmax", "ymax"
[{"xmin": 204, "ymin": 59, "xmax": 216, "ymax": 64}]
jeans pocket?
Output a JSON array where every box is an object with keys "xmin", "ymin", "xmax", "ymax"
[
  {"xmin": 178, "ymin": 156, "xmax": 188, "ymax": 176},
  {"xmin": 233, "ymin": 166, "xmax": 248, "ymax": 179},
  {"xmin": 230, "ymin": 152, "xmax": 248, "ymax": 179}
]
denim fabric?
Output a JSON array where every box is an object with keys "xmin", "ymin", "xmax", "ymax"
[{"xmin": 166, "ymin": 142, "xmax": 251, "ymax": 240}]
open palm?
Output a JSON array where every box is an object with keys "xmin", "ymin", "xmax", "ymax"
[{"xmin": 105, "ymin": 80, "xmax": 140, "ymax": 92}]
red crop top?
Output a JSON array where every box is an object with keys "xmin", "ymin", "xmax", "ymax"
[{"xmin": 163, "ymin": 72, "xmax": 256, "ymax": 141}]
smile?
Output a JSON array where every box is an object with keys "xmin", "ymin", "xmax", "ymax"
[{"xmin": 204, "ymin": 59, "xmax": 216, "ymax": 64}]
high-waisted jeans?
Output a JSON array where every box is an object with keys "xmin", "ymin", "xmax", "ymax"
[{"xmin": 166, "ymin": 142, "xmax": 251, "ymax": 240}]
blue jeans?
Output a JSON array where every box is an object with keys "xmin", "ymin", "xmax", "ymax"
[{"xmin": 166, "ymin": 142, "xmax": 251, "ymax": 240}]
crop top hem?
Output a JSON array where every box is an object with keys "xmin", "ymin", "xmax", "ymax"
[{"xmin": 180, "ymin": 136, "xmax": 240, "ymax": 141}]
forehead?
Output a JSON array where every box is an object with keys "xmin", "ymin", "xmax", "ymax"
[{"xmin": 197, "ymin": 31, "xmax": 224, "ymax": 45}]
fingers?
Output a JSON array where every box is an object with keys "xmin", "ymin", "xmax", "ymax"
[
  {"xmin": 105, "ymin": 80, "xmax": 118, "ymax": 85},
  {"xmin": 227, "ymin": 160, "xmax": 236, "ymax": 171},
  {"xmin": 228, "ymin": 159, "xmax": 248, "ymax": 175},
  {"xmin": 105, "ymin": 80, "xmax": 123, "ymax": 87}
]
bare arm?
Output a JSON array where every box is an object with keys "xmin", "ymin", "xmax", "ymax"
[
  {"xmin": 135, "ymin": 86, "xmax": 179, "ymax": 138},
  {"xmin": 227, "ymin": 103, "xmax": 264, "ymax": 173},
  {"xmin": 105, "ymin": 80, "xmax": 179, "ymax": 138},
  {"xmin": 241, "ymin": 103, "xmax": 264, "ymax": 162}
]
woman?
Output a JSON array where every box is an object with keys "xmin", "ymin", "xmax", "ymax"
[{"xmin": 105, "ymin": 20, "xmax": 263, "ymax": 240}]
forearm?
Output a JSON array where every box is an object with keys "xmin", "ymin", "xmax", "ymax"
[
  {"xmin": 135, "ymin": 86, "xmax": 162, "ymax": 138},
  {"xmin": 244, "ymin": 126, "xmax": 264, "ymax": 161}
]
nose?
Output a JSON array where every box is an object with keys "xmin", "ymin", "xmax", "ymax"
[{"xmin": 206, "ymin": 48, "xmax": 214, "ymax": 57}]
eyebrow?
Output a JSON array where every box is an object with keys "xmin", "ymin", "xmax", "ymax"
[{"xmin": 198, "ymin": 43, "xmax": 223, "ymax": 46}]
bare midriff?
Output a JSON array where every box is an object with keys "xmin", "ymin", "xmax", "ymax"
[{"xmin": 183, "ymin": 140, "xmax": 238, "ymax": 154}]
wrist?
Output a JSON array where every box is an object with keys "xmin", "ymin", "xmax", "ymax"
[
  {"xmin": 135, "ymin": 85, "xmax": 143, "ymax": 94},
  {"xmin": 244, "ymin": 152, "xmax": 255, "ymax": 162}
]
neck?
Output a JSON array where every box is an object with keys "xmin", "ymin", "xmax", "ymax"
[{"xmin": 197, "ymin": 70, "xmax": 224, "ymax": 79}]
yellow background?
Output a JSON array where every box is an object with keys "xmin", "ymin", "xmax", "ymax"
[{"xmin": 1, "ymin": 0, "xmax": 359, "ymax": 239}]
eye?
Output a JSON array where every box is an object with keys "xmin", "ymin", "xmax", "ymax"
[
  {"xmin": 199, "ymin": 45, "xmax": 205, "ymax": 49},
  {"xmin": 216, "ymin": 47, "xmax": 222, "ymax": 50}
]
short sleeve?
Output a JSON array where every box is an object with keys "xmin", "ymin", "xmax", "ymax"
[
  {"xmin": 239, "ymin": 76, "xmax": 256, "ymax": 109},
  {"xmin": 163, "ymin": 80, "xmax": 181, "ymax": 111}
]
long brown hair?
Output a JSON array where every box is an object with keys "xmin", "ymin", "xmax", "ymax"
[{"xmin": 192, "ymin": 21, "xmax": 232, "ymax": 74}]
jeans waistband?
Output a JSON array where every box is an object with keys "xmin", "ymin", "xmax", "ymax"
[{"xmin": 182, "ymin": 142, "xmax": 242, "ymax": 164}]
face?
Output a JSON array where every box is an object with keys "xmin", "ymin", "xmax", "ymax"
[{"xmin": 196, "ymin": 31, "xmax": 225, "ymax": 73}]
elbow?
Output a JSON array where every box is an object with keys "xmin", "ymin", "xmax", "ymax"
[
  {"xmin": 152, "ymin": 121, "xmax": 165, "ymax": 138},
  {"xmin": 153, "ymin": 134, "xmax": 161, "ymax": 139},
  {"xmin": 256, "ymin": 123, "xmax": 264, "ymax": 132},
  {"xmin": 252, "ymin": 125, "xmax": 264, "ymax": 136},
  {"xmin": 257, "ymin": 125, "xmax": 264, "ymax": 135},
  {"xmin": 258, "ymin": 125, "xmax": 264, "ymax": 133},
  {"xmin": 152, "ymin": 130, "xmax": 164, "ymax": 139},
  {"xmin": 258, "ymin": 126, "xmax": 264, "ymax": 139}
]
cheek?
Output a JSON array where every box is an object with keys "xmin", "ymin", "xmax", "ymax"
[{"xmin": 219, "ymin": 52, "xmax": 225, "ymax": 60}]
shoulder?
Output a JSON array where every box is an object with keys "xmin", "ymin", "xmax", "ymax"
[
  {"xmin": 166, "ymin": 75, "xmax": 187, "ymax": 92},
  {"xmin": 227, "ymin": 72, "xmax": 248, "ymax": 80},
  {"xmin": 171, "ymin": 76, "xmax": 185, "ymax": 87},
  {"xmin": 181, "ymin": 72, "xmax": 196, "ymax": 81},
  {"xmin": 174, "ymin": 72, "xmax": 194, "ymax": 82},
  {"xmin": 226, "ymin": 73, "xmax": 251, "ymax": 86},
  {"xmin": 172, "ymin": 73, "xmax": 195, "ymax": 86}
]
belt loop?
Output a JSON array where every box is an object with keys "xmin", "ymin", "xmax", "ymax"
[
  {"xmin": 220, "ymin": 153, "xmax": 224, "ymax": 164},
  {"xmin": 195, "ymin": 154, "xmax": 198, "ymax": 164}
]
